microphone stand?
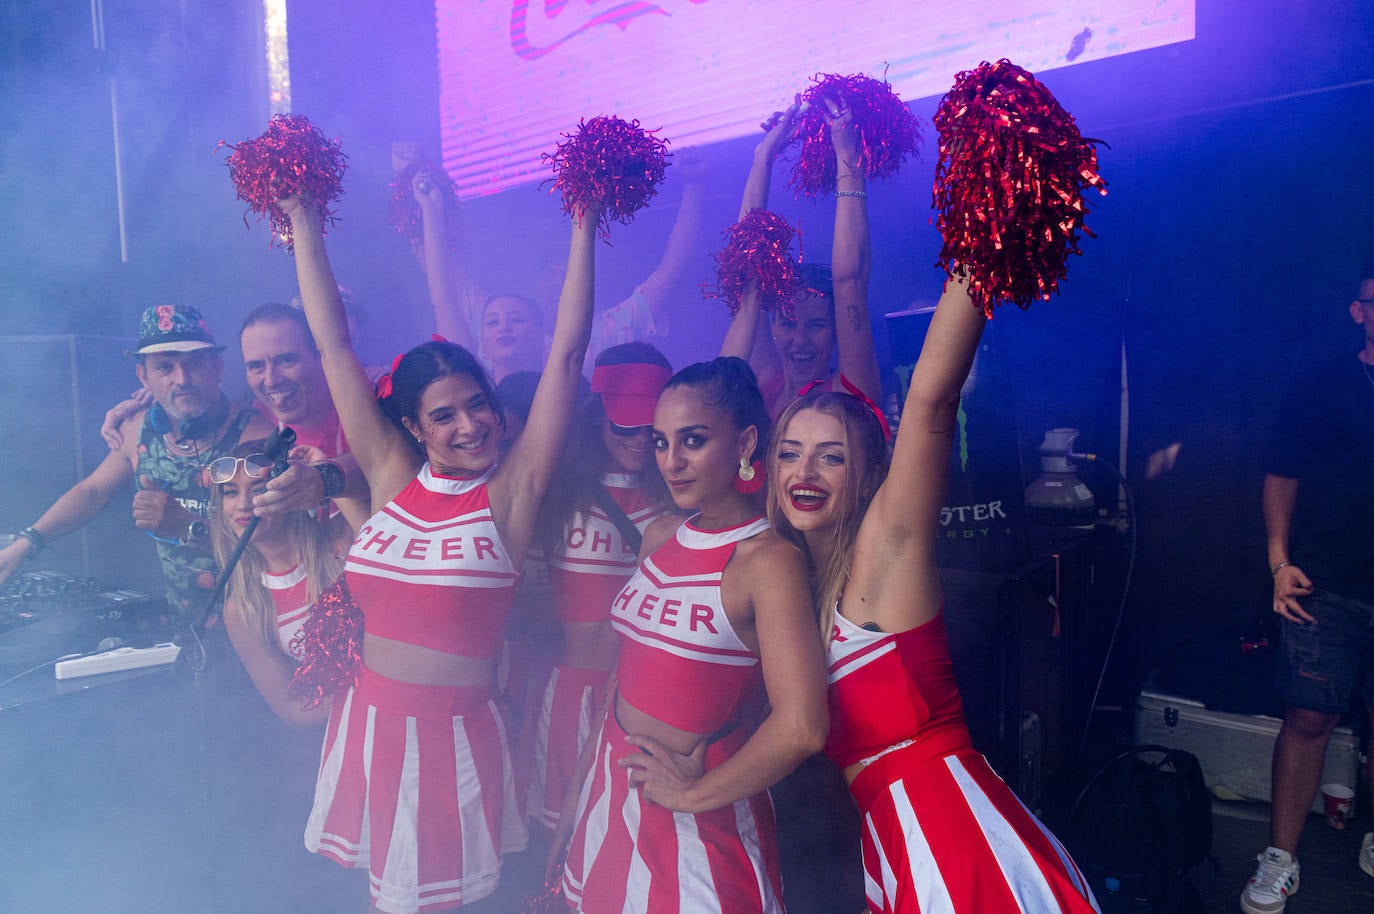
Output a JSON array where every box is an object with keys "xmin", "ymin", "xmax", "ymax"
[{"xmin": 182, "ymin": 426, "xmax": 297, "ymax": 671}]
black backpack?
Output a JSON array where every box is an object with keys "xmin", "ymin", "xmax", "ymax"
[{"xmin": 1065, "ymin": 745, "xmax": 1212, "ymax": 914}]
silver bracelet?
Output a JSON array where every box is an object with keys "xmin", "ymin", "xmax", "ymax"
[
  {"xmin": 1269, "ymin": 560, "xmax": 1292, "ymax": 576},
  {"xmin": 835, "ymin": 189, "xmax": 867, "ymax": 198}
]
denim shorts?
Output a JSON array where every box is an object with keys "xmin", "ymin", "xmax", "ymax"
[{"xmin": 1277, "ymin": 588, "xmax": 1374, "ymax": 714}]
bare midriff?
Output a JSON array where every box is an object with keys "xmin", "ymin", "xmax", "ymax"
[
  {"xmin": 362, "ymin": 632, "xmax": 496, "ymax": 688},
  {"xmin": 561, "ymin": 619, "xmax": 619, "ymax": 672},
  {"xmin": 615, "ymin": 692, "xmax": 706, "ymax": 757}
]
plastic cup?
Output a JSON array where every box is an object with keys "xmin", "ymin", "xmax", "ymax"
[{"xmin": 1321, "ymin": 783, "xmax": 1355, "ymax": 829}]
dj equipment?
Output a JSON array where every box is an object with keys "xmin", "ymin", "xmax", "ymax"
[{"xmin": 0, "ymin": 571, "xmax": 168, "ymax": 696}]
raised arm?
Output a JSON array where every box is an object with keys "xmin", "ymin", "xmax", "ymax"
[
  {"xmin": 635, "ymin": 148, "xmax": 706, "ymax": 325},
  {"xmin": 282, "ymin": 196, "xmax": 419, "ymax": 506},
  {"xmin": 413, "ymin": 167, "xmax": 479, "ymax": 352},
  {"xmin": 622, "ymin": 535, "xmax": 826, "ymax": 812},
  {"xmin": 854, "ymin": 275, "xmax": 984, "ymax": 631},
  {"xmin": 825, "ymin": 97, "xmax": 880, "ymax": 403},
  {"xmin": 740, "ymin": 100, "xmax": 799, "ymax": 218},
  {"xmin": 489, "ymin": 207, "xmax": 598, "ymax": 560}
]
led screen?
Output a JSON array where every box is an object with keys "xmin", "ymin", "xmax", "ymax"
[{"xmin": 438, "ymin": 0, "xmax": 1194, "ymax": 198}]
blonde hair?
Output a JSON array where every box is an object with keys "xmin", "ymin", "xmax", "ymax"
[
  {"xmin": 765, "ymin": 391, "xmax": 889, "ymax": 644},
  {"xmin": 209, "ymin": 441, "xmax": 344, "ymax": 659}
]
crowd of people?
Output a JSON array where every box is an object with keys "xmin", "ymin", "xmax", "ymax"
[{"xmin": 6, "ymin": 77, "xmax": 1370, "ymax": 914}]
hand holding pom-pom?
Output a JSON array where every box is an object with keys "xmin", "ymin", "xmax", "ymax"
[
  {"xmin": 704, "ymin": 209, "xmax": 802, "ymax": 318},
  {"xmin": 288, "ymin": 574, "xmax": 363, "ymax": 709},
  {"xmin": 542, "ymin": 115, "xmax": 670, "ymax": 239},
  {"xmin": 219, "ymin": 114, "xmax": 347, "ymax": 252},
  {"xmin": 932, "ymin": 59, "xmax": 1107, "ymax": 316},
  {"xmin": 787, "ymin": 73, "xmax": 921, "ymax": 198},
  {"xmin": 388, "ymin": 159, "xmax": 463, "ymax": 250}
]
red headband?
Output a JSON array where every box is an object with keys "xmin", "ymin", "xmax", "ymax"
[{"xmin": 796, "ymin": 374, "xmax": 891, "ymax": 441}]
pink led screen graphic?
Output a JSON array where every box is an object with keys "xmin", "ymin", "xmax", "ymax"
[{"xmin": 438, "ymin": 1, "xmax": 1194, "ymax": 199}]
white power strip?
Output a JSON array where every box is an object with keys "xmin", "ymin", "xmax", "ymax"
[{"xmin": 54, "ymin": 643, "xmax": 181, "ymax": 680}]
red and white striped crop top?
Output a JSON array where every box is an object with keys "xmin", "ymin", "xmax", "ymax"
[
  {"xmin": 345, "ymin": 464, "xmax": 518, "ymax": 659},
  {"xmin": 548, "ymin": 472, "xmax": 661, "ymax": 624},
  {"xmin": 611, "ymin": 515, "xmax": 767, "ymax": 734}
]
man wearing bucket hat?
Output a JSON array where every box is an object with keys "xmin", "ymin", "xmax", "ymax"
[{"xmin": 0, "ymin": 304, "xmax": 281, "ymax": 622}]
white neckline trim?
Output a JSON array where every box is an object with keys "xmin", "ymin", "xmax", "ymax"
[{"xmin": 419, "ymin": 462, "xmax": 494, "ymax": 495}]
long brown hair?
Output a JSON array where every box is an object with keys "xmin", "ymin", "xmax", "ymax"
[
  {"xmin": 766, "ymin": 390, "xmax": 889, "ymax": 643},
  {"xmin": 209, "ymin": 440, "xmax": 345, "ymax": 659}
]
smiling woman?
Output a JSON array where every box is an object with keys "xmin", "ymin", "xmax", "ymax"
[
  {"xmin": 278, "ymin": 173, "xmax": 598, "ymax": 911},
  {"xmin": 556, "ymin": 356, "xmax": 827, "ymax": 914}
]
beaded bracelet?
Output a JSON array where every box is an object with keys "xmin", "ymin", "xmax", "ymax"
[
  {"xmin": 1269, "ymin": 560, "xmax": 1292, "ymax": 576},
  {"xmin": 836, "ymin": 189, "xmax": 867, "ymax": 198}
]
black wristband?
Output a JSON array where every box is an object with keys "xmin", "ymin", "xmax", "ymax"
[
  {"xmin": 16, "ymin": 526, "xmax": 46, "ymax": 556},
  {"xmin": 315, "ymin": 461, "xmax": 346, "ymax": 500}
]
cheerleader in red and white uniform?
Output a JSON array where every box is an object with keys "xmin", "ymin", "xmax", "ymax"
[
  {"xmin": 556, "ymin": 356, "xmax": 826, "ymax": 914},
  {"xmin": 525, "ymin": 342, "xmax": 673, "ymax": 832},
  {"xmin": 280, "ymin": 188, "xmax": 597, "ymax": 913},
  {"xmin": 765, "ymin": 275, "xmax": 1100, "ymax": 914},
  {"xmin": 210, "ymin": 439, "xmax": 346, "ymax": 726}
]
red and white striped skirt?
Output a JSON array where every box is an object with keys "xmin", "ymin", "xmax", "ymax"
[
  {"xmin": 561, "ymin": 711, "xmax": 783, "ymax": 914},
  {"xmin": 849, "ymin": 747, "xmax": 1100, "ymax": 914},
  {"xmin": 304, "ymin": 667, "xmax": 528, "ymax": 913},
  {"xmin": 526, "ymin": 664, "xmax": 609, "ymax": 830}
]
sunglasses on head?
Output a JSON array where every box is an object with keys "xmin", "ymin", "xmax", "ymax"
[
  {"xmin": 208, "ymin": 454, "xmax": 273, "ymax": 484},
  {"xmin": 609, "ymin": 421, "xmax": 651, "ymax": 437}
]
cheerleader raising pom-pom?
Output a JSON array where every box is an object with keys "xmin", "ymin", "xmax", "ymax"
[
  {"xmin": 543, "ymin": 115, "xmax": 670, "ymax": 238},
  {"xmin": 219, "ymin": 113, "xmax": 348, "ymax": 252},
  {"xmin": 388, "ymin": 158, "xmax": 462, "ymax": 249},
  {"xmin": 705, "ymin": 208, "xmax": 802, "ymax": 318},
  {"xmin": 787, "ymin": 72, "xmax": 921, "ymax": 198},
  {"xmin": 932, "ymin": 58, "xmax": 1107, "ymax": 317},
  {"xmin": 288, "ymin": 575, "xmax": 364, "ymax": 709}
]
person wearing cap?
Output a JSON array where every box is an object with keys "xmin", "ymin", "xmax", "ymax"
[
  {"xmin": 0, "ymin": 304, "xmax": 303, "ymax": 623},
  {"xmin": 523, "ymin": 342, "xmax": 675, "ymax": 838}
]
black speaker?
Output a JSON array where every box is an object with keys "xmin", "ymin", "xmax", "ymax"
[{"xmin": 0, "ymin": 336, "xmax": 163, "ymax": 595}]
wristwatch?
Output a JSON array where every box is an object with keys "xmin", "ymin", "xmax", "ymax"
[
  {"xmin": 181, "ymin": 519, "xmax": 210, "ymax": 546},
  {"xmin": 314, "ymin": 461, "xmax": 346, "ymax": 500}
]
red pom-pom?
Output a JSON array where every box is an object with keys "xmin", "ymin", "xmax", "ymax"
[
  {"xmin": 288, "ymin": 574, "xmax": 363, "ymax": 709},
  {"xmin": 932, "ymin": 59, "xmax": 1107, "ymax": 316},
  {"xmin": 218, "ymin": 113, "xmax": 348, "ymax": 252},
  {"xmin": 388, "ymin": 160, "xmax": 462, "ymax": 249},
  {"xmin": 787, "ymin": 73, "xmax": 922, "ymax": 198},
  {"xmin": 542, "ymin": 116, "xmax": 669, "ymax": 239},
  {"xmin": 704, "ymin": 209, "xmax": 803, "ymax": 318}
]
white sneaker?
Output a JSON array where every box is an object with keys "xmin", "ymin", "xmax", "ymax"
[
  {"xmin": 1360, "ymin": 832, "xmax": 1374, "ymax": 879},
  {"xmin": 1240, "ymin": 847, "xmax": 1300, "ymax": 914}
]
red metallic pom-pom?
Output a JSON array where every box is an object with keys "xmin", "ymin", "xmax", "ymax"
[
  {"xmin": 219, "ymin": 113, "xmax": 348, "ymax": 252},
  {"xmin": 288, "ymin": 574, "xmax": 363, "ymax": 709},
  {"xmin": 787, "ymin": 73, "xmax": 922, "ymax": 199},
  {"xmin": 932, "ymin": 59, "xmax": 1107, "ymax": 316},
  {"xmin": 704, "ymin": 209, "xmax": 802, "ymax": 318},
  {"xmin": 542, "ymin": 116, "xmax": 669, "ymax": 239},
  {"xmin": 388, "ymin": 160, "xmax": 463, "ymax": 250}
]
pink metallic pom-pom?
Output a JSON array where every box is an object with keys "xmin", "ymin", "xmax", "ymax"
[
  {"xmin": 932, "ymin": 59, "xmax": 1107, "ymax": 316},
  {"xmin": 787, "ymin": 72, "xmax": 922, "ymax": 198},
  {"xmin": 288, "ymin": 574, "xmax": 363, "ymax": 709},
  {"xmin": 219, "ymin": 113, "xmax": 347, "ymax": 252},
  {"xmin": 388, "ymin": 160, "xmax": 462, "ymax": 249},
  {"xmin": 542, "ymin": 115, "xmax": 669, "ymax": 239},
  {"xmin": 705, "ymin": 209, "xmax": 802, "ymax": 318}
]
